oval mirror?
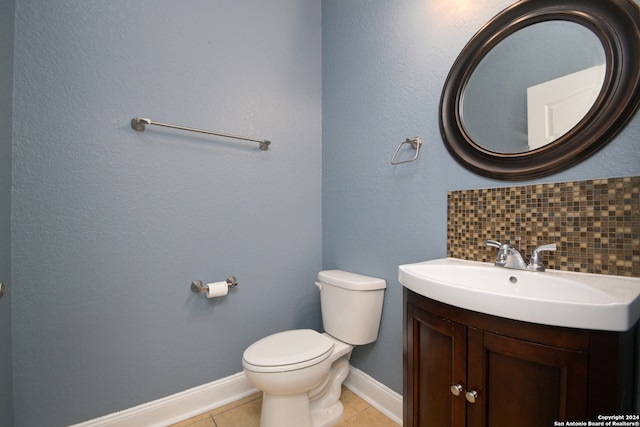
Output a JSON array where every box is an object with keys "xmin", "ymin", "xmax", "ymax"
[{"xmin": 440, "ymin": 0, "xmax": 640, "ymax": 180}]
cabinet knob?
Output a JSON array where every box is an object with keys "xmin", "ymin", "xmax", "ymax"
[
  {"xmin": 465, "ymin": 390, "xmax": 479, "ymax": 403},
  {"xmin": 450, "ymin": 384, "xmax": 463, "ymax": 396}
]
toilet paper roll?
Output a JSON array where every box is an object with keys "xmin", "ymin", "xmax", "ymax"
[{"xmin": 206, "ymin": 281, "xmax": 228, "ymax": 298}]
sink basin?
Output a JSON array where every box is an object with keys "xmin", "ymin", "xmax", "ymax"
[{"xmin": 398, "ymin": 258, "xmax": 640, "ymax": 331}]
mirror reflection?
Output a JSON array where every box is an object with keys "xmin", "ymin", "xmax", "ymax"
[{"xmin": 461, "ymin": 21, "xmax": 606, "ymax": 154}]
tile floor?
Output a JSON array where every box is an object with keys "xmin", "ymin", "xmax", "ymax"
[{"xmin": 168, "ymin": 387, "xmax": 400, "ymax": 427}]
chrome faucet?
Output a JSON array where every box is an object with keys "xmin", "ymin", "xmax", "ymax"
[
  {"xmin": 485, "ymin": 240, "xmax": 527, "ymax": 269},
  {"xmin": 485, "ymin": 240, "xmax": 557, "ymax": 271}
]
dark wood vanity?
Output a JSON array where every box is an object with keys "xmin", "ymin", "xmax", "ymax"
[{"xmin": 403, "ymin": 288, "xmax": 637, "ymax": 426}]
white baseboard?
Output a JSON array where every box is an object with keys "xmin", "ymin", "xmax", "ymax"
[
  {"xmin": 69, "ymin": 372, "xmax": 258, "ymax": 427},
  {"xmin": 344, "ymin": 366, "xmax": 403, "ymax": 426},
  {"xmin": 71, "ymin": 366, "xmax": 403, "ymax": 427}
]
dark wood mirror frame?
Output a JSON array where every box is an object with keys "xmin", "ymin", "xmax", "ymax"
[{"xmin": 440, "ymin": 0, "xmax": 640, "ymax": 180}]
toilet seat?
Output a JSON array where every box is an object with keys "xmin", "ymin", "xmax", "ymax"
[{"xmin": 242, "ymin": 329, "xmax": 334, "ymax": 373}]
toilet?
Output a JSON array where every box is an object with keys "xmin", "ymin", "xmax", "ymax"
[{"xmin": 242, "ymin": 270, "xmax": 386, "ymax": 427}]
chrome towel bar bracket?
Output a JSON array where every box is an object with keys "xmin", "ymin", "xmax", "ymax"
[
  {"xmin": 131, "ymin": 117, "xmax": 271, "ymax": 150},
  {"xmin": 391, "ymin": 136, "xmax": 422, "ymax": 165}
]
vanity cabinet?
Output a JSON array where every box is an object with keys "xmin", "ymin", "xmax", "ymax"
[{"xmin": 404, "ymin": 288, "xmax": 636, "ymax": 427}]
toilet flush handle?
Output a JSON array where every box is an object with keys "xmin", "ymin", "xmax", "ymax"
[{"xmin": 315, "ymin": 281, "xmax": 323, "ymax": 291}]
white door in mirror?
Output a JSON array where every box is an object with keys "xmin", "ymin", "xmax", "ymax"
[{"xmin": 527, "ymin": 63, "xmax": 606, "ymax": 149}]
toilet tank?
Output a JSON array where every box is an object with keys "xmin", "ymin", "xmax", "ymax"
[{"xmin": 317, "ymin": 270, "xmax": 386, "ymax": 345}]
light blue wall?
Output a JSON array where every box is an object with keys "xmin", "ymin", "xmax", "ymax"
[
  {"xmin": 6, "ymin": 0, "xmax": 640, "ymax": 425},
  {"xmin": 322, "ymin": 0, "xmax": 640, "ymax": 394},
  {"xmin": 0, "ymin": 0, "xmax": 14, "ymax": 425},
  {"xmin": 11, "ymin": 1, "xmax": 321, "ymax": 425}
]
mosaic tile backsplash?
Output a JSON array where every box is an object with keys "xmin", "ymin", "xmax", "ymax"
[{"xmin": 447, "ymin": 176, "xmax": 640, "ymax": 277}]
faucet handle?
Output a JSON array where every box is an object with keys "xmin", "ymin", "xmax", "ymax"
[
  {"xmin": 533, "ymin": 243, "xmax": 557, "ymax": 253},
  {"xmin": 484, "ymin": 239, "xmax": 502, "ymax": 249},
  {"xmin": 529, "ymin": 243, "xmax": 557, "ymax": 271}
]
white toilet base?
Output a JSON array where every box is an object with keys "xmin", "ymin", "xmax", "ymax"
[
  {"xmin": 309, "ymin": 355, "xmax": 351, "ymax": 427},
  {"xmin": 258, "ymin": 358, "xmax": 349, "ymax": 427},
  {"xmin": 311, "ymin": 399, "xmax": 344, "ymax": 427},
  {"xmin": 245, "ymin": 333, "xmax": 355, "ymax": 427},
  {"xmin": 260, "ymin": 392, "xmax": 313, "ymax": 427}
]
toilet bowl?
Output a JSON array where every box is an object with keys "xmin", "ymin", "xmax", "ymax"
[
  {"xmin": 243, "ymin": 330, "xmax": 353, "ymax": 427},
  {"xmin": 242, "ymin": 270, "xmax": 386, "ymax": 427}
]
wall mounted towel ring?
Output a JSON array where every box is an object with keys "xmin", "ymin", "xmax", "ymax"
[{"xmin": 391, "ymin": 137, "xmax": 422, "ymax": 165}]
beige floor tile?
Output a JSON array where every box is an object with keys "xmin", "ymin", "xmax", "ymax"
[
  {"xmin": 337, "ymin": 406, "xmax": 400, "ymax": 427},
  {"xmin": 212, "ymin": 396, "xmax": 262, "ymax": 427},
  {"xmin": 168, "ymin": 386, "xmax": 398, "ymax": 427},
  {"xmin": 168, "ymin": 412, "xmax": 215, "ymax": 427},
  {"xmin": 339, "ymin": 387, "xmax": 369, "ymax": 418}
]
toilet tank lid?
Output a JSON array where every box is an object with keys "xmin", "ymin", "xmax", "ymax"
[{"xmin": 318, "ymin": 270, "xmax": 386, "ymax": 291}]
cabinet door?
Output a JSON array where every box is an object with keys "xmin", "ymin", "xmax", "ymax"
[
  {"xmin": 405, "ymin": 304, "xmax": 467, "ymax": 427},
  {"xmin": 466, "ymin": 328, "xmax": 589, "ymax": 427}
]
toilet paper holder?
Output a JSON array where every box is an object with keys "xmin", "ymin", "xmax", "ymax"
[{"xmin": 191, "ymin": 276, "xmax": 238, "ymax": 293}]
